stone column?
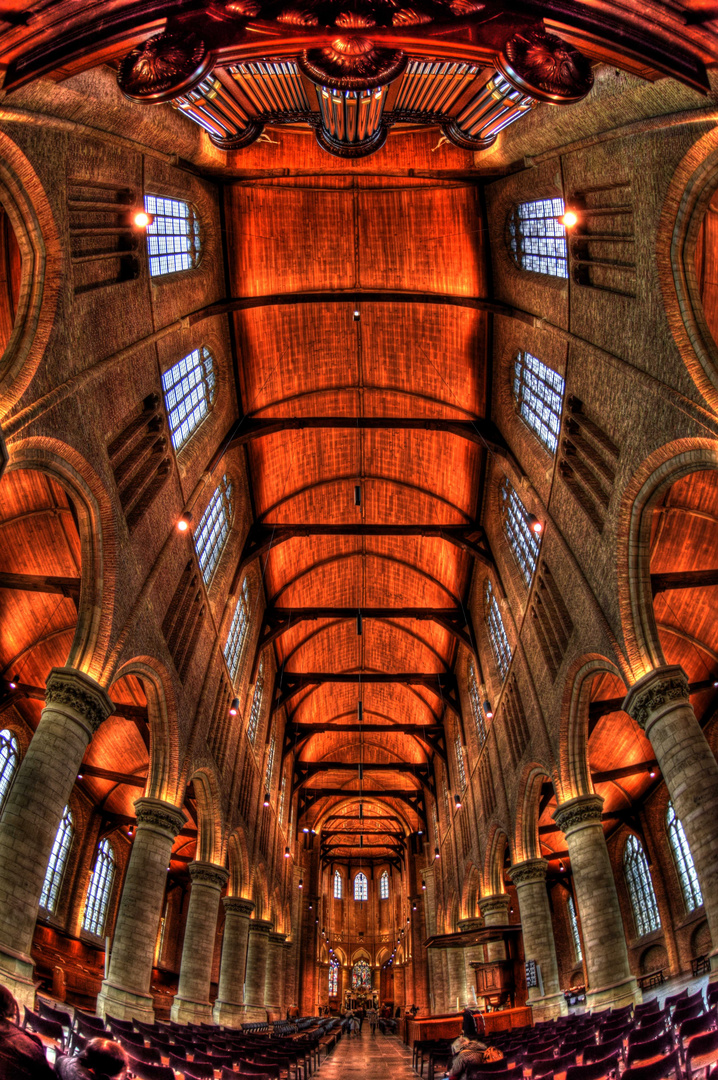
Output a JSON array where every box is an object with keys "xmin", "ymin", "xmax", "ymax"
[
  {"xmin": 265, "ymin": 931, "xmax": 287, "ymax": 1017},
  {"xmin": 0, "ymin": 667, "xmax": 113, "ymax": 1007},
  {"xmin": 624, "ymin": 665, "xmax": 718, "ymax": 969},
  {"xmin": 171, "ymin": 861, "xmax": 229, "ymax": 1024},
  {"xmin": 446, "ymin": 948, "xmax": 467, "ymax": 1011},
  {"xmin": 553, "ymin": 795, "xmax": 639, "ymax": 1008},
  {"xmin": 213, "ymin": 897, "xmax": 255, "ymax": 1026},
  {"xmin": 479, "ymin": 894, "xmax": 510, "ymax": 961},
  {"xmin": 244, "ymin": 918, "xmax": 273, "ymax": 1019},
  {"xmin": 508, "ymin": 860, "xmax": 566, "ymax": 1021},
  {"xmin": 458, "ymin": 917, "xmax": 483, "ymax": 1008},
  {"xmin": 97, "ymin": 797, "xmax": 186, "ymax": 1022}
]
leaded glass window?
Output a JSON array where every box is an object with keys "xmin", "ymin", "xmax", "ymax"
[
  {"xmin": 162, "ymin": 346, "xmax": 216, "ymax": 451},
  {"xmin": 432, "ymin": 801, "xmax": 439, "ymax": 845},
  {"xmin": 380, "ymin": 870, "xmax": 389, "ymax": 900},
  {"xmin": 195, "ymin": 475, "xmax": 233, "ymax": 587},
  {"xmin": 500, "ymin": 477, "xmax": 540, "ymax": 587},
  {"xmin": 40, "ymin": 806, "xmax": 73, "ymax": 914},
  {"xmin": 0, "ymin": 729, "xmax": 19, "ymax": 814},
  {"xmin": 144, "ymin": 194, "xmax": 200, "ymax": 278},
  {"xmin": 352, "ymin": 960, "xmax": 371, "ymax": 992},
  {"xmin": 508, "ymin": 197, "xmax": 568, "ymax": 278},
  {"xmin": 247, "ymin": 658, "xmax": 264, "ymax": 745},
  {"xmin": 82, "ymin": 839, "xmax": 115, "ymax": 937},
  {"xmin": 568, "ymin": 894, "xmax": 582, "ymax": 963},
  {"xmin": 623, "ymin": 833, "xmax": 661, "ymax": 938},
  {"xmin": 468, "ymin": 661, "xmax": 487, "ymax": 749},
  {"xmin": 455, "ymin": 731, "xmax": 466, "ymax": 791},
  {"xmin": 279, "ymin": 773, "xmax": 287, "ymax": 826},
  {"xmin": 513, "ymin": 351, "xmax": 565, "ymax": 455},
  {"xmin": 485, "ymin": 580, "xmax": 512, "ymax": 682},
  {"xmin": 354, "ymin": 872, "xmax": 368, "ymax": 901},
  {"xmin": 225, "ymin": 576, "xmax": 251, "ymax": 682},
  {"xmin": 442, "ymin": 764, "xmax": 450, "ymax": 822},
  {"xmin": 667, "ymin": 800, "xmax": 703, "ymax": 913},
  {"xmin": 265, "ymin": 733, "xmax": 275, "ymax": 792},
  {"xmin": 329, "ymin": 966, "xmax": 338, "ymax": 995},
  {"xmin": 334, "ymin": 870, "xmax": 343, "ymax": 899}
]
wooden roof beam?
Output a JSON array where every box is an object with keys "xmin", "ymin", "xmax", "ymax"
[
  {"xmin": 587, "ymin": 678, "xmax": 715, "ymax": 733},
  {"xmin": 293, "ymin": 761, "xmax": 433, "ymax": 795},
  {"xmin": 1, "ymin": 679, "xmax": 148, "ymax": 721},
  {"xmin": 651, "ymin": 568, "xmax": 718, "ymax": 595},
  {"xmin": 0, "ymin": 571, "xmax": 81, "ymax": 604},
  {"xmin": 273, "ymin": 671, "xmax": 459, "ymax": 719},
  {"xmin": 282, "ymin": 719, "xmax": 448, "ymax": 764}
]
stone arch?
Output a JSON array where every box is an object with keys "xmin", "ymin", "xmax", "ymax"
[
  {"xmin": 375, "ymin": 946, "xmax": 390, "ymax": 966},
  {"xmin": 351, "ymin": 947, "xmax": 372, "ymax": 964},
  {"xmin": 483, "ymin": 825, "xmax": 509, "ymax": 896},
  {"xmin": 271, "ymin": 885, "xmax": 283, "ymax": 932},
  {"xmin": 334, "ymin": 946, "xmax": 347, "ymax": 965},
  {"xmin": 251, "ymin": 863, "xmax": 269, "ymax": 920},
  {"xmin": 514, "ymin": 764, "xmax": 553, "ymax": 864},
  {"xmin": 227, "ymin": 823, "xmax": 251, "ymax": 898},
  {"xmin": 460, "ymin": 862, "xmax": 481, "ymax": 919},
  {"xmin": 558, "ymin": 653, "xmax": 627, "ymax": 801},
  {"xmin": 447, "ymin": 891, "xmax": 459, "ymax": 933},
  {"xmin": 109, "ymin": 657, "xmax": 180, "ymax": 804},
  {"xmin": 189, "ymin": 766, "xmax": 225, "ymax": 865}
]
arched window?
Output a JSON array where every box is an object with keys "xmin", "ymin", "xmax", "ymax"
[
  {"xmin": 329, "ymin": 965, "xmax": 338, "ymax": 996},
  {"xmin": 380, "ymin": 870, "xmax": 389, "ymax": 900},
  {"xmin": 667, "ymin": 800, "xmax": 703, "ymax": 913},
  {"xmin": 0, "ymin": 729, "xmax": 19, "ymax": 814},
  {"xmin": 485, "ymin": 580, "xmax": 512, "ymax": 681},
  {"xmin": 454, "ymin": 730, "xmax": 466, "ymax": 791},
  {"xmin": 279, "ymin": 773, "xmax": 287, "ymax": 826},
  {"xmin": 468, "ymin": 661, "xmax": 487, "ymax": 749},
  {"xmin": 162, "ymin": 345, "xmax": 216, "ymax": 452},
  {"xmin": 567, "ymin": 894, "xmax": 582, "ymax": 963},
  {"xmin": 144, "ymin": 194, "xmax": 200, "ymax": 278},
  {"xmin": 247, "ymin": 658, "xmax": 264, "ymax": 745},
  {"xmin": 442, "ymin": 762, "xmax": 450, "ymax": 822},
  {"xmin": 224, "ymin": 576, "xmax": 251, "ymax": 681},
  {"xmin": 39, "ymin": 806, "xmax": 73, "ymax": 914},
  {"xmin": 432, "ymin": 801, "xmax": 439, "ymax": 845},
  {"xmin": 195, "ymin": 474, "xmax": 233, "ymax": 586},
  {"xmin": 334, "ymin": 870, "xmax": 343, "ymax": 900},
  {"xmin": 82, "ymin": 839, "xmax": 115, "ymax": 937},
  {"xmin": 354, "ymin": 872, "xmax": 368, "ymax": 901},
  {"xmin": 500, "ymin": 477, "xmax": 541, "ymax": 586},
  {"xmin": 352, "ymin": 960, "xmax": 371, "ymax": 991},
  {"xmin": 513, "ymin": 351, "xmax": 565, "ymax": 455},
  {"xmin": 508, "ymin": 197, "xmax": 568, "ymax": 278},
  {"xmin": 623, "ymin": 834, "xmax": 661, "ymax": 938},
  {"xmin": 265, "ymin": 733, "xmax": 275, "ymax": 793}
]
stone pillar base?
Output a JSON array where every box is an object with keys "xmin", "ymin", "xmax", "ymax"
[
  {"xmin": 529, "ymin": 991, "xmax": 567, "ymax": 1022},
  {"xmin": 213, "ymin": 999, "xmax": 245, "ymax": 1027},
  {"xmin": 586, "ymin": 975, "xmax": 641, "ymax": 1011},
  {"xmin": 170, "ymin": 995, "xmax": 213, "ymax": 1024},
  {"xmin": 0, "ymin": 947, "xmax": 36, "ymax": 1012},
  {"xmin": 97, "ymin": 981, "xmax": 155, "ymax": 1024},
  {"xmin": 240, "ymin": 1004, "xmax": 269, "ymax": 1022}
]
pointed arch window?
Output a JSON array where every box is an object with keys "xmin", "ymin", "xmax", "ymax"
[
  {"xmin": 442, "ymin": 763, "xmax": 451, "ymax": 822},
  {"xmin": 623, "ymin": 834, "xmax": 661, "ymax": 938},
  {"xmin": 279, "ymin": 773, "xmax": 287, "ymax": 826},
  {"xmin": 513, "ymin": 351, "xmax": 565, "ymax": 455},
  {"xmin": 225, "ymin": 576, "xmax": 251, "ymax": 682},
  {"xmin": 454, "ymin": 731, "xmax": 466, "ymax": 791},
  {"xmin": 508, "ymin": 197, "xmax": 568, "ymax": 278},
  {"xmin": 162, "ymin": 346, "xmax": 216, "ymax": 452},
  {"xmin": 380, "ymin": 870, "xmax": 389, "ymax": 900},
  {"xmin": 82, "ymin": 839, "xmax": 115, "ymax": 937},
  {"xmin": 485, "ymin": 580, "xmax": 512, "ymax": 682},
  {"xmin": 567, "ymin": 894, "xmax": 582, "ymax": 963},
  {"xmin": 468, "ymin": 661, "xmax": 487, "ymax": 749},
  {"xmin": 39, "ymin": 806, "xmax": 73, "ymax": 914},
  {"xmin": 195, "ymin": 474, "xmax": 233, "ymax": 587},
  {"xmin": 265, "ymin": 732, "xmax": 275, "ymax": 793},
  {"xmin": 500, "ymin": 477, "xmax": 540, "ymax": 587},
  {"xmin": 354, "ymin": 872, "xmax": 368, "ymax": 901},
  {"xmin": 432, "ymin": 800, "xmax": 439, "ymax": 846},
  {"xmin": 0, "ymin": 729, "xmax": 19, "ymax": 815},
  {"xmin": 247, "ymin": 658, "xmax": 264, "ymax": 745},
  {"xmin": 329, "ymin": 966, "xmax": 338, "ymax": 996},
  {"xmin": 334, "ymin": 870, "xmax": 343, "ymax": 900},
  {"xmin": 144, "ymin": 194, "xmax": 200, "ymax": 278},
  {"xmin": 667, "ymin": 800, "xmax": 703, "ymax": 913}
]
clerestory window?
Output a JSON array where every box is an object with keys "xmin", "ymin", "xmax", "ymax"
[
  {"xmin": 455, "ymin": 730, "xmax": 466, "ymax": 791},
  {"xmin": 224, "ymin": 576, "xmax": 251, "ymax": 682},
  {"xmin": 40, "ymin": 806, "xmax": 74, "ymax": 914},
  {"xmin": 0, "ymin": 729, "xmax": 19, "ymax": 815},
  {"xmin": 468, "ymin": 660, "xmax": 488, "ymax": 749},
  {"xmin": 162, "ymin": 345, "xmax": 216, "ymax": 452},
  {"xmin": 195, "ymin": 474, "xmax": 233, "ymax": 587},
  {"xmin": 334, "ymin": 870, "xmax": 343, "ymax": 899},
  {"xmin": 144, "ymin": 194, "xmax": 200, "ymax": 278},
  {"xmin": 380, "ymin": 870, "xmax": 389, "ymax": 900},
  {"xmin": 513, "ymin": 351, "xmax": 565, "ymax": 456},
  {"xmin": 500, "ymin": 477, "xmax": 541, "ymax": 587},
  {"xmin": 354, "ymin": 872, "xmax": 368, "ymax": 901},
  {"xmin": 623, "ymin": 833, "xmax": 661, "ymax": 938},
  {"xmin": 485, "ymin": 579, "xmax": 512, "ymax": 682},
  {"xmin": 567, "ymin": 894, "xmax": 582, "ymax": 963},
  {"xmin": 667, "ymin": 800, "xmax": 703, "ymax": 913},
  {"xmin": 508, "ymin": 197, "xmax": 568, "ymax": 278},
  {"xmin": 247, "ymin": 658, "xmax": 264, "ymax": 745},
  {"xmin": 82, "ymin": 839, "xmax": 115, "ymax": 937}
]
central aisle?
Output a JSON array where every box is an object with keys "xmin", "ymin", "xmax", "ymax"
[{"xmin": 320, "ymin": 1029, "xmax": 416, "ymax": 1080}]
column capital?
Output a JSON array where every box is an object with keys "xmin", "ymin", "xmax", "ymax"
[
  {"xmin": 223, "ymin": 896, "xmax": 255, "ymax": 918},
  {"xmin": 458, "ymin": 918, "xmax": 483, "ymax": 933},
  {"xmin": 134, "ymin": 797, "xmax": 186, "ymax": 839},
  {"xmin": 249, "ymin": 918, "xmax": 273, "ymax": 935},
  {"xmin": 508, "ymin": 858, "xmax": 549, "ymax": 887},
  {"xmin": 553, "ymin": 793, "xmax": 603, "ymax": 835},
  {"xmin": 269, "ymin": 931, "xmax": 287, "ymax": 944},
  {"xmin": 45, "ymin": 666, "xmax": 114, "ymax": 734},
  {"xmin": 479, "ymin": 893, "xmax": 510, "ymax": 921},
  {"xmin": 623, "ymin": 665, "xmax": 690, "ymax": 731},
  {"xmin": 189, "ymin": 861, "xmax": 229, "ymax": 890}
]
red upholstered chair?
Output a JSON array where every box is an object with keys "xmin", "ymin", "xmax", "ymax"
[
  {"xmin": 565, "ymin": 1052, "xmax": 621, "ymax": 1080},
  {"xmin": 621, "ymin": 1050, "xmax": 682, "ymax": 1080}
]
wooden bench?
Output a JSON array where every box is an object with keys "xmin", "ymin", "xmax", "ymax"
[{"xmin": 638, "ymin": 969, "xmax": 666, "ymax": 990}]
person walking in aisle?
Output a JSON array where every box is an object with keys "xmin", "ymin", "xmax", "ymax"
[{"xmin": 367, "ymin": 1005, "xmax": 378, "ymax": 1036}]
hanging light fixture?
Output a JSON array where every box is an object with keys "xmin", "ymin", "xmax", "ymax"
[
  {"xmin": 229, "ymin": 697, "xmax": 239, "ymax": 716},
  {"xmin": 7, "ymin": 675, "xmax": 18, "ymax": 690},
  {"xmin": 527, "ymin": 513, "xmax": 543, "ymax": 536},
  {"xmin": 454, "ymin": 794, "xmax": 462, "ymax": 810},
  {"xmin": 559, "ymin": 209, "xmax": 578, "ymax": 229},
  {"xmin": 299, "ymin": 879, "xmax": 303, "ymax": 889},
  {"xmin": 354, "ymin": 484, "xmax": 362, "ymax": 506},
  {"xmin": 284, "ymin": 845, "xmax": 290, "ymax": 858},
  {"xmin": 357, "ymin": 701, "xmax": 363, "ymax": 722},
  {"xmin": 483, "ymin": 700, "xmax": 494, "ymax": 720},
  {"xmin": 133, "ymin": 209, "xmax": 153, "ymax": 228},
  {"xmin": 177, "ymin": 510, "xmax": 192, "ymax": 532},
  {"xmin": 263, "ymin": 791, "xmax": 270, "ymax": 807},
  {"xmin": 357, "ymin": 611, "xmax": 363, "ymax": 636},
  {"xmin": 434, "ymin": 847, "xmax": 440, "ymax": 860}
]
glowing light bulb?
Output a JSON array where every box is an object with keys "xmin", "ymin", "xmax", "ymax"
[
  {"xmin": 560, "ymin": 209, "xmax": 578, "ymax": 228},
  {"xmin": 134, "ymin": 211, "xmax": 151, "ymax": 228},
  {"xmin": 177, "ymin": 511, "xmax": 192, "ymax": 532}
]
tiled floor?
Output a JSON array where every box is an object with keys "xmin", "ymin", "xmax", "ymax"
[{"xmin": 320, "ymin": 1028, "xmax": 415, "ymax": 1080}]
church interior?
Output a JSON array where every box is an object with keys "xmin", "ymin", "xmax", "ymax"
[{"xmin": 2, "ymin": 0, "xmax": 718, "ymax": 1075}]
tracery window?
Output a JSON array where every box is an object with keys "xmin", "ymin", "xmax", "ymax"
[
  {"xmin": 279, "ymin": 773, "xmax": 287, "ymax": 826},
  {"xmin": 334, "ymin": 870, "xmax": 343, "ymax": 900},
  {"xmin": 567, "ymin": 894, "xmax": 582, "ymax": 963},
  {"xmin": 442, "ymin": 763, "xmax": 450, "ymax": 821},
  {"xmin": 500, "ymin": 477, "xmax": 541, "ymax": 587},
  {"xmin": 225, "ymin": 576, "xmax": 251, "ymax": 682},
  {"xmin": 195, "ymin": 474, "xmax": 233, "ymax": 587},
  {"xmin": 513, "ymin": 351, "xmax": 565, "ymax": 455},
  {"xmin": 667, "ymin": 800, "xmax": 703, "ymax": 913},
  {"xmin": 352, "ymin": 960, "xmax": 371, "ymax": 992},
  {"xmin": 354, "ymin": 872, "xmax": 368, "ymax": 901},
  {"xmin": 623, "ymin": 833, "xmax": 661, "ymax": 938},
  {"xmin": 468, "ymin": 661, "xmax": 487, "ymax": 749},
  {"xmin": 0, "ymin": 729, "xmax": 19, "ymax": 815},
  {"xmin": 265, "ymin": 733, "xmax": 275, "ymax": 792},
  {"xmin": 144, "ymin": 194, "xmax": 200, "ymax": 278},
  {"xmin": 39, "ymin": 806, "xmax": 73, "ymax": 914},
  {"xmin": 455, "ymin": 731, "xmax": 466, "ymax": 791},
  {"xmin": 247, "ymin": 658, "xmax": 264, "ymax": 745},
  {"xmin": 329, "ymin": 966, "xmax": 338, "ymax": 996},
  {"xmin": 82, "ymin": 839, "xmax": 115, "ymax": 937},
  {"xmin": 508, "ymin": 197, "xmax": 568, "ymax": 278},
  {"xmin": 380, "ymin": 870, "xmax": 389, "ymax": 900},
  {"xmin": 432, "ymin": 801, "xmax": 439, "ymax": 845},
  {"xmin": 162, "ymin": 346, "xmax": 216, "ymax": 452},
  {"xmin": 485, "ymin": 580, "xmax": 512, "ymax": 682}
]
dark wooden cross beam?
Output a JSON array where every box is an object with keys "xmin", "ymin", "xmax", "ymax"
[
  {"xmin": 651, "ymin": 569, "xmax": 718, "ymax": 595},
  {"xmin": 591, "ymin": 759, "xmax": 658, "ymax": 784},
  {"xmin": 321, "ymin": 829, "xmax": 406, "ymax": 840},
  {"xmin": 0, "ymin": 571, "xmax": 81, "ymax": 604},
  {"xmin": 298, "ymin": 786, "xmax": 427, "ymax": 825},
  {"xmin": 273, "ymin": 671, "xmax": 460, "ymax": 721},
  {"xmin": 283, "ymin": 718, "xmax": 447, "ymax": 763},
  {"xmin": 324, "ymin": 814, "xmax": 403, "ymax": 824},
  {"xmin": 322, "ymin": 854, "xmax": 403, "ymax": 870},
  {"xmin": 587, "ymin": 678, "xmax": 716, "ymax": 733},
  {"xmin": 293, "ymin": 761, "xmax": 433, "ymax": 795},
  {"xmin": 79, "ymin": 763, "xmax": 147, "ymax": 786},
  {"xmin": 322, "ymin": 843, "xmax": 405, "ymax": 861}
]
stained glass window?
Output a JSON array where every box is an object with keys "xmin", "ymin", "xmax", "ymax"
[
  {"xmin": 329, "ymin": 966, "xmax": 338, "ymax": 995},
  {"xmin": 40, "ymin": 806, "xmax": 73, "ymax": 914},
  {"xmin": 667, "ymin": 800, "xmax": 703, "ymax": 913},
  {"xmin": 247, "ymin": 658, "xmax": 264, "ymax": 745},
  {"xmin": 354, "ymin": 872, "xmax": 368, "ymax": 901},
  {"xmin": 623, "ymin": 833, "xmax": 661, "ymax": 938},
  {"xmin": 508, "ymin": 197, "xmax": 568, "ymax": 278},
  {"xmin": 162, "ymin": 346, "xmax": 216, "ymax": 451},
  {"xmin": 513, "ymin": 351, "xmax": 565, "ymax": 455},
  {"xmin": 485, "ymin": 580, "xmax": 512, "ymax": 682},
  {"xmin": 195, "ymin": 474, "xmax": 233, "ymax": 587},
  {"xmin": 352, "ymin": 960, "xmax": 371, "ymax": 992},
  {"xmin": 0, "ymin": 729, "xmax": 19, "ymax": 815},
  {"xmin": 455, "ymin": 731, "xmax": 466, "ymax": 791},
  {"xmin": 500, "ymin": 477, "xmax": 541, "ymax": 587},
  {"xmin": 334, "ymin": 870, "xmax": 343, "ymax": 899},
  {"xmin": 468, "ymin": 661, "xmax": 487, "ymax": 749},
  {"xmin": 82, "ymin": 839, "xmax": 115, "ymax": 937},
  {"xmin": 225, "ymin": 577, "xmax": 251, "ymax": 682},
  {"xmin": 144, "ymin": 194, "xmax": 200, "ymax": 278},
  {"xmin": 568, "ymin": 894, "xmax": 582, "ymax": 963},
  {"xmin": 380, "ymin": 870, "xmax": 389, "ymax": 900}
]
